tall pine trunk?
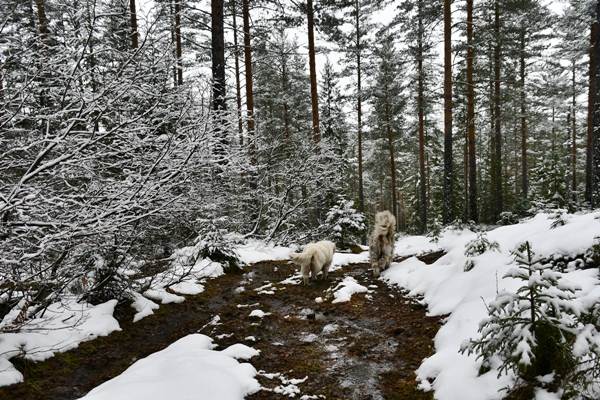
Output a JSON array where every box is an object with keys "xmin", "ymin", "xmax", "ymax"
[
  {"xmin": 520, "ymin": 27, "xmax": 528, "ymax": 200},
  {"xmin": 587, "ymin": 19, "xmax": 596, "ymax": 205},
  {"xmin": 493, "ymin": 0, "xmax": 502, "ymax": 220},
  {"xmin": 34, "ymin": 0, "xmax": 49, "ymax": 47},
  {"xmin": 355, "ymin": 0, "xmax": 365, "ymax": 243},
  {"xmin": 571, "ymin": 66, "xmax": 577, "ymax": 202},
  {"xmin": 443, "ymin": 0, "xmax": 454, "ymax": 224},
  {"xmin": 594, "ymin": 1, "xmax": 600, "ymax": 207},
  {"xmin": 418, "ymin": 0, "xmax": 427, "ymax": 233},
  {"xmin": 212, "ymin": 0, "xmax": 227, "ymax": 163},
  {"xmin": 129, "ymin": 0, "xmax": 138, "ymax": 49},
  {"xmin": 232, "ymin": 0, "xmax": 244, "ymax": 141},
  {"xmin": 212, "ymin": 0, "xmax": 226, "ymax": 113},
  {"xmin": 466, "ymin": 0, "xmax": 478, "ymax": 222},
  {"xmin": 174, "ymin": 0, "xmax": 183, "ymax": 86},
  {"xmin": 242, "ymin": 0, "xmax": 256, "ymax": 169},
  {"xmin": 386, "ymin": 102, "xmax": 398, "ymax": 227},
  {"xmin": 307, "ymin": 0, "xmax": 320, "ymax": 150}
]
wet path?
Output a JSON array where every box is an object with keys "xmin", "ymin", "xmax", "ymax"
[{"xmin": 0, "ymin": 253, "xmax": 444, "ymax": 400}]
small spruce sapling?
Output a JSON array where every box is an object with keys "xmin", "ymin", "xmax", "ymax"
[
  {"xmin": 463, "ymin": 232, "xmax": 500, "ymax": 271},
  {"xmin": 325, "ymin": 198, "xmax": 365, "ymax": 249},
  {"xmin": 461, "ymin": 241, "xmax": 581, "ymax": 397}
]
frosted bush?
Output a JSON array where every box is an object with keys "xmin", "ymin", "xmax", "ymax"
[{"xmin": 461, "ymin": 241, "xmax": 600, "ymax": 399}]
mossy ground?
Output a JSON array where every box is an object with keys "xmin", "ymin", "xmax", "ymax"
[{"xmin": 0, "ymin": 252, "xmax": 444, "ymax": 400}]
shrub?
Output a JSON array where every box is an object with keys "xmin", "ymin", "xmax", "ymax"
[
  {"xmin": 460, "ymin": 241, "xmax": 591, "ymax": 398},
  {"xmin": 196, "ymin": 221, "xmax": 244, "ymax": 274},
  {"xmin": 324, "ymin": 198, "xmax": 365, "ymax": 249},
  {"xmin": 463, "ymin": 232, "xmax": 500, "ymax": 272}
]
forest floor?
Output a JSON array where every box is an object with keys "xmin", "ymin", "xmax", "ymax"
[{"xmin": 0, "ymin": 250, "xmax": 446, "ymax": 400}]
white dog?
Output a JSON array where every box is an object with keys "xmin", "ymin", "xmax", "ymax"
[
  {"xmin": 289, "ymin": 241, "xmax": 336, "ymax": 285},
  {"xmin": 369, "ymin": 210, "xmax": 396, "ymax": 278}
]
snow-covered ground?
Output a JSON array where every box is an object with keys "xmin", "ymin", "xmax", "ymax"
[
  {"xmin": 382, "ymin": 211, "xmax": 600, "ymax": 400},
  {"xmin": 0, "ymin": 211, "xmax": 599, "ymax": 399}
]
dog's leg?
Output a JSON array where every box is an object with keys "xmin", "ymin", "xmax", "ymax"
[
  {"xmin": 372, "ymin": 264, "xmax": 381, "ymax": 278},
  {"xmin": 379, "ymin": 257, "xmax": 389, "ymax": 273},
  {"xmin": 301, "ymin": 264, "xmax": 310, "ymax": 285},
  {"xmin": 322, "ymin": 263, "xmax": 331, "ymax": 281}
]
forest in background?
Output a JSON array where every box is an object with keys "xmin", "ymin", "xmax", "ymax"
[{"xmin": 0, "ymin": 0, "xmax": 599, "ymax": 318}]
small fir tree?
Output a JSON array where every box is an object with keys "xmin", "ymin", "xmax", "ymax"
[{"xmin": 461, "ymin": 241, "xmax": 583, "ymax": 398}]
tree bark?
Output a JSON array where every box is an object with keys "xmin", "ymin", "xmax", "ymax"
[
  {"xmin": 307, "ymin": 0, "xmax": 321, "ymax": 150},
  {"xmin": 587, "ymin": 19, "xmax": 596, "ymax": 205},
  {"xmin": 443, "ymin": 0, "xmax": 454, "ymax": 224},
  {"xmin": 174, "ymin": 0, "xmax": 183, "ymax": 86},
  {"xmin": 466, "ymin": 0, "xmax": 478, "ymax": 222},
  {"xmin": 520, "ymin": 27, "xmax": 528, "ymax": 200},
  {"xmin": 212, "ymin": 0, "xmax": 226, "ymax": 112},
  {"xmin": 572, "ymin": 66, "xmax": 577, "ymax": 201},
  {"xmin": 129, "ymin": 0, "xmax": 138, "ymax": 49},
  {"xmin": 355, "ymin": 0, "xmax": 365, "ymax": 243},
  {"xmin": 493, "ymin": 0, "xmax": 502, "ymax": 220},
  {"xmin": 242, "ymin": 0, "xmax": 257, "ymax": 169},
  {"xmin": 594, "ymin": 1, "xmax": 600, "ymax": 207},
  {"xmin": 34, "ymin": 0, "xmax": 49, "ymax": 48},
  {"xmin": 386, "ymin": 102, "xmax": 398, "ymax": 228},
  {"xmin": 232, "ymin": 0, "xmax": 244, "ymax": 142},
  {"xmin": 418, "ymin": 0, "xmax": 427, "ymax": 233}
]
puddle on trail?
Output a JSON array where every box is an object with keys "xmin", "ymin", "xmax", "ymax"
[{"xmin": 236, "ymin": 260, "xmax": 440, "ymax": 399}]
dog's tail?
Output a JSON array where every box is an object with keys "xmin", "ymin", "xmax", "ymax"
[
  {"xmin": 375, "ymin": 210, "xmax": 396, "ymax": 234},
  {"xmin": 290, "ymin": 251, "xmax": 313, "ymax": 265}
]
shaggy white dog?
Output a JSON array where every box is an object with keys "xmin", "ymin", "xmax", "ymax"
[
  {"xmin": 369, "ymin": 210, "xmax": 396, "ymax": 278},
  {"xmin": 289, "ymin": 241, "xmax": 336, "ymax": 285}
]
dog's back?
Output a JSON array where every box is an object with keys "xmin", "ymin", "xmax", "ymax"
[
  {"xmin": 369, "ymin": 211, "xmax": 396, "ymax": 277},
  {"xmin": 371, "ymin": 210, "xmax": 396, "ymax": 244},
  {"xmin": 290, "ymin": 240, "xmax": 336, "ymax": 284}
]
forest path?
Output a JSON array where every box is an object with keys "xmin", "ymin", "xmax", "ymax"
[{"xmin": 0, "ymin": 251, "xmax": 444, "ymax": 400}]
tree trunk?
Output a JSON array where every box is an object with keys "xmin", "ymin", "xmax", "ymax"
[
  {"xmin": 443, "ymin": 0, "xmax": 454, "ymax": 224},
  {"xmin": 418, "ymin": 1, "xmax": 427, "ymax": 233},
  {"xmin": 493, "ymin": 0, "xmax": 502, "ymax": 220},
  {"xmin": 174, "ymin": 0, "xmax": 183, "ymax": 86},
  {"xmin": 129, "ymin": 0, "xmax": 138, "ymax": 49},
  {"xmin": 587, "ymin": 19, "xmax": 595, "ymax": 205},
  {"xmin": 572, "ymin": 66, "xmax": 577, "ymax": 202},
  {"xmin": 242, "ymin": 0, "xmax": 256, "ymax": 168},
  {"xmin": 0, "ymin": 67, "xmax": 3, "ymax": 116},
  {"xmin": 232, "ymin": 0, "xmax": 244, "ymax": 142},
  {"xmin": 466, "ymin": 0, "xmax": 478, "ymax": 222},
  {"xmin": 212, "ymin": 0, "xmax": 227, "ymax": 162},
  {"xmin": 307, "ymin": 0, "xmax": 320, "ymax": 150},
  {"xmin": 520, "ymin": 27, "xmax": 527, "ymax": 200},
  {"xmin": 212, "ymin": 0, "xmax": 226, "ymax": 112},
  {"xmin": 595, "ymin": 1, "xmax": 600, "ymax": 207},
  {"xmin": 34, "ymin": 0, "xmax": 49, "ymax": 48},
  {"xmin": 464, "ymin": 123, "xmax": 469, "ymax": 219},
  {"xmin": 355, "ymin": 0, "xmax": 365, "ymax": 244},
  {"xmin": 386, "ymin": 102, "xmax": 398, "ymax": 228}
]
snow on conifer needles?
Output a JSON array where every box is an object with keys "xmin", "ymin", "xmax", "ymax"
[{"xmin": 461, "ymin": 241, "xmax": 600, "ymax": 398}]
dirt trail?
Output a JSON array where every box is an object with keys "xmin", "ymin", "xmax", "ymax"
[{"xmin": 0, "ymin": 252, "xmax": 444, "ymax": 400}]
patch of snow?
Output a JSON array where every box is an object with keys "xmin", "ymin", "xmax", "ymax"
[
  {"xmin": 249, "ymin": 310, "xmax": 271, "ymax": 318},
  {"xmin": 331, "ymin": 277, "xmax": 368, "ymax": 303},
  {"xmin": 169, "ymin": 281, "xmax": 204, "ymax": 295},
  {"xmin": 382, "ymin": 211, "xmax": 600, "ymax": 400},
  {"xmin": 322, "ymin": 324, "xmax": 338, "ymax": 335},
  {"xmin": 79, "ymin": 334, "xmax": 260, "ymax": 400},
  {"xmin": 131, "ymin": 293, "xmax": 159, "ymax": 322},
  {"xmin": 301, "ymin": 333, "xmax": 319, "ymax": 343},
  {"xmin": 0, "ymin": 299, "xmax": 121, "ymax": 387},
  {"xmin": 143, "ymin": 289, "xmax": 185, "ymax": 304}
]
